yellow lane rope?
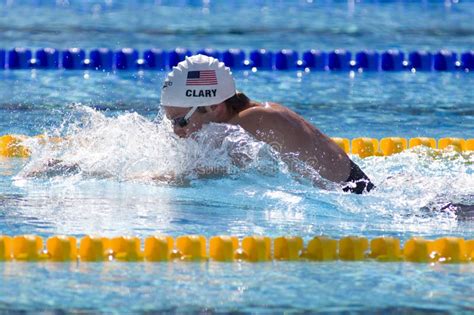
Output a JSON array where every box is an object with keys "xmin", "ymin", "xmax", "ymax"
[
  {"xmin": 1, "ymin": 134, "xmax": 472, "ymax": 158},
  {"xmin": 1, "ymin": 235, "xmax": 473, "ymax": 263}
]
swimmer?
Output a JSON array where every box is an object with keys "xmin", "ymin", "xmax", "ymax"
[{"xmin": 161, "ymin": 54, "xmax": 375, "ymax": 194}]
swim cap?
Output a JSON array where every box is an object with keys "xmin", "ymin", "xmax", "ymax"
[{"xmin": 160, "ymin": 54, "xmax": 236, "ymax": 108}]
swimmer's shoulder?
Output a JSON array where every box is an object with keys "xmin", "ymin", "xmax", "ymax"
[
  {"xmin": 228, "ymin": 102, "xmax": 289, "ymax": 131},
  {"xmin": 231, "ymin": 101, "xmax": 288, "ymax": 121}
]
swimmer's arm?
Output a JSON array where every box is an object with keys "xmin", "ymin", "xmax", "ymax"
[
  {"xmin": 130, "ymin": 166, "xmax": 231, "ymax": 184},
  {"xmin": 22, "ymin": 159, "xmax": 80, "ymax": 177}
]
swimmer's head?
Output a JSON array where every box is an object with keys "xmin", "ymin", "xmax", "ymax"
[
  {"xmin": 160, "ymin": 54, "xmax": 237, "ymax": 137},
  {"xmin": 161, "ymin": 54, "xmax": 236, "ymax": 108}
]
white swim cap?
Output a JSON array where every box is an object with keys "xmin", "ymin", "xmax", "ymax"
[{"xmin": 160, "ymin": 54, "xmax": 236, "ymax": 108}]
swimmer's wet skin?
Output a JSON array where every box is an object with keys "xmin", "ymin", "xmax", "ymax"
[{"xmin": 160, "ymin": 54, "xmax": 375, "ymax": 194}]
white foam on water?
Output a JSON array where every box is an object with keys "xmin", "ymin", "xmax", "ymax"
[
  {"xmin": 347, "ymin": 145, "xmax": 474, "ymax": 230},
  {"xmin": 17, "ymin": 105, "xmax": 296, "ymax": 184}
]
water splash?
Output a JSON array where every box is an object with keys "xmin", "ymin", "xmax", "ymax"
[
  {"xmin": 356, "ymin": 145, "xmax": 474, "ymax": 225},
  {"xmin": 17, "ymin": 105, "xmax": 294, "ymax": 185}
]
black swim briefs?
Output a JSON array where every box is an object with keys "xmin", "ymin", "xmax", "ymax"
[{"xmin": 342, "ymin": 160, "xmax": 375, "ymax": 194}]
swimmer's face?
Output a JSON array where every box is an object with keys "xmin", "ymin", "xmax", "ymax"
[{"xmin": 164, "ymin": 105, "xmax": 218, "ymax": 138}]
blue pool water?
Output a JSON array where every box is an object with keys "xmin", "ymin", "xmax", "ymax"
[
  {"xmin": 1, "ymin": 1, "xmax": 474, "ymax": 51},
  {"xmin": 1, "ymin": 1, "xmax": 474, "ymax": 313}
]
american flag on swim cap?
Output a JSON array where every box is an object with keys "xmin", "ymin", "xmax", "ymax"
[{"xmin": 186, "ymin": 70, "xmax": 218, "ymax": 86}]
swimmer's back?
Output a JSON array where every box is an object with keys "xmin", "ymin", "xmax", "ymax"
[{"xmin": 229, "ymin": 102, "xmax": 353, "ymax": 183}]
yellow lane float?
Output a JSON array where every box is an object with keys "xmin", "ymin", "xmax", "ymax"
[
  {"xmin": 0, "ymin": 134, "xmax": 472, "ymax": 158},
  {"xmin": 0, "ymin": 135, "xmax": 30, "ymax": 158},
  {"xmin": 0, "ymin": 235, "xmax": 472, "ymax": 263}
]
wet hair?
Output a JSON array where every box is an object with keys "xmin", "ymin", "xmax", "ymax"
[
  {"xmin": 224, "ymin": 92, "xmax": 250, "ymax": 114},
  {"xmin": 196, "ymin": 92, "xmax": 250, "ymax": 114}
]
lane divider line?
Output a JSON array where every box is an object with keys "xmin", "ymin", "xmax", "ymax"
[
  {"xmin": 1, "ymin": 48, "xmax": 473, "ymax": 71},
  {"xmin": 1, "ymin": 135, "xmax": 472, "ymax": 158},
  {"xmin": 1, "ymin": 235, "xmax": 473, "ymax": 263}
]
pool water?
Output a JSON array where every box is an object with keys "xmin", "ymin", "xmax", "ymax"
[
  {"xmin": 1, "ymin": 1, "xmax": 474, "ymax": 313},
  {"xmin": 1, "ymin": 1, "xmax": 474, "ymax": 51}
]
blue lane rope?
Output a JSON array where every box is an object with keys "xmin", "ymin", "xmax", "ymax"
[{"xmin": 0, "ymin": 48, "xmax": 473, "ymax": 71}]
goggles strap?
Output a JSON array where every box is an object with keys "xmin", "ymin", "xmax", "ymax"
[{"xmin": 184, "ymin": 106, "xmax": 199, "ymax": 121}]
